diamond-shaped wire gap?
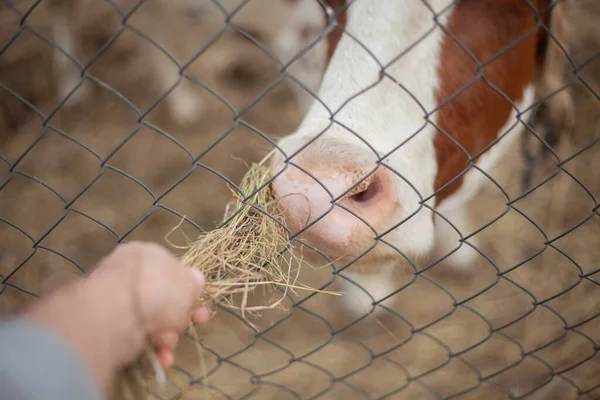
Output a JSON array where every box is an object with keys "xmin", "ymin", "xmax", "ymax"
[
  {"xmin": 500, "ymin": 303, "xmax": 597, "ymax": 393},
  {"xmin": 43, "ymin": 73, "xmax": 143, "ymax": 157},
  {"xmin": 497, "ymin": 302, "xmax": 565, "ymax": 358},
  {"xmin": 0, "ymin": 279, "xmax": 36, "ymax": 314},
  {"xmin": 258, "ymin": 360, "xmax": 334, "ymax": 400},
  {"xmin": 181, "ymin": 341, "xmax": 264, "ymax": 399},
  {"xmin": 1, "ymin": 244, "xmax": 85, "ymax": 301},
  {"xmin": 341, "ymin": 357, "xmax": 409, "ymax": 400},
  {"xmin": 300, "ymin": 333, "xmax": 373, "ymax": 381},
  {"xmin": 258, "ymin": 297, "xmax": 334, "ymax": 356},
  {"xmin": 548, "ymin": 139, "xmax": 600, "ymax": 214},
  {"xmin": 510, "ymin": 165, "xmax": 597, "ymax": 247},
  {"xmin": 483, "ymin": 352, "xmax": 554, "ymax": 400},
  {"xmin": 419, "ymin": 304, "xmax": 491, "ymax": 363},
  {"xmin": 460, "ymin": 331, "xmax": 524, "ymax": 386},
  {"xmin": 531, "ymin": 319, "xmax": 597, "ymax": 381},
  {"xmin": 98, "ymin": 123, "xmax": 194, "ymax": 196},
  {"xmin": 336, "ymin": 303, "xmax": 413, "ymax": 356},
  {"xmin": 166, "ymin": 383, "xmax": 233, "ymax": 400},
  {"xmin": 465, "ymin": 270, "xmax": 535, "ymax": 336},
  {"xmin": 413, "ymin": 355, "xmax": 481, "ymax": 400},
  {"xmin": 325, "ymin": 269, "xmax": 415, "ymax": 342},
  {"xmin": 369, "ymin": 273, "xmax": 456, "ymax": 339},
  {"xmin": 478, "ymin": 328, "xmax": 559, "ymax": 398},
  {"xmin": 383, "ymin": 331, "xmax": 452, "ymax": 388},
  {"xmin": 120, "ymin": 207, "xmax": 205, "ymax": 260},
  {"xmin": 0, "ymin": 153, "xmax": 11, "ymax": 188},
  {"xmin": 156, "ymin": 161, "xmax": 243, "ymax": 233},
  {"xmin": 235, "ymin": 381, "xmax": 298, "ymax": 400},
  {"xmin": 378, "ymin": 379, "xmax": 445, "ymax": 400},
  {"xmin": 498, "ymin": 246, "xmax": 580, "ymax": 313},
  {"xmin": 561, "ymin": 353, "xmax": 600, "ymax": 399},
  {"xmin": 167, "ymin": 329, "xmax": 222, "ymax": 384},
  {"xmin": 0, "ymin": 215, "xmax": 35, "ymax": 312},
  {"xmin": 192, "ymin": 305, "xmax": 258, "ymax": 364},
  {"xmin": 8, "ymin": 127, "xmax": 104, "ymax": 202},
  {"xmin": 284, "ymin": 262, "xmax": 385, "ymax": 336},
  {"xmin": 547, "ymin": 213, "xmax": 600, "ymax": 279},
  {"xmin": 189, "ymin": 119, "xmax": 280, "ymax": 188},
  {"xmin": 523, "ymin": 376, "xmax": 582, "ymax": 400},
  {"xmin": 159, "ymin": 126, "xmax": 282, "ymax": 229},
  {"xmin": 226, "ymin": 337, "xmax": 294, "ymax": 382},
  {"xmin": 67, "ymin": 165, "xmax": 156, "ymax": 239},
  {"xmin": 569, "ymin": 307, "xmax": 600, "ymax": 350},
  {"xmin": 458, "ymin": 203, "xmax": 546, "ymax": 279},
  {"xmin": 0, "ymin": 170, "xmax": 67, "ymax": 242},
  {"xmin": 543, "ymin": 279, "xmax": 600, "ymax": 341},
  {"xmin": 168, "ymin": 362, "xmax": 253, "ymax": 400},
  {"xmin": 0, "ymin": 212, "xmax": 33, "ymax": 272},
  {"xmin": 35, "ymin": 209, "xmax": 120, "ymax": 273}
]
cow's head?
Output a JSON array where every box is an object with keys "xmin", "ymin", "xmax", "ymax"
[{"xmin": 271, "ymin": 0, "xmax": 554, "ymax": 287}]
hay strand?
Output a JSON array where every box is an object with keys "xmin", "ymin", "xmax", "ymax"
[{"xmin": 117, "ymin": 153, "xmax": 339, "ymax": 399}]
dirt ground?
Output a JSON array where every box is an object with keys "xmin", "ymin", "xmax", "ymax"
[{"xmin": 1, "ymin": 1, "xmax": 600, "ymax": 400}]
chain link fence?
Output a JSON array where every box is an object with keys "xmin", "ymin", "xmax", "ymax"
[{"xmin": 1, "ymin": 0, "xmax": 600, "ymax": 399}]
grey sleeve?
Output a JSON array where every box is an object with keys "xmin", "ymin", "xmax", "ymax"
[{"xmin": 0, "ymin": 319, "xmax": 105, "ymax": 400}]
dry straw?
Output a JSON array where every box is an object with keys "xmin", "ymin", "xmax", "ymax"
[{"xmin": 116, "ymin": 151, "xmax": 339, "ymax": 399}]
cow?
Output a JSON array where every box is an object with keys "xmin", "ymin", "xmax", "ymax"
[{"xmin": 270, "ymin": 0, "xmax": 559, "ymax": 314}]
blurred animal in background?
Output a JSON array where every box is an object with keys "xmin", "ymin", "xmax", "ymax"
[
  {"xmin": 46, "ymin": 0, "xmax": 209, "ymax": 126},
  {"xmin": 522, "ymin": 0, "xmax": 600, "ymax": 191},
  {"xmin": 0, "ymin": 0, "xmax": 331, "ymax": 126}
]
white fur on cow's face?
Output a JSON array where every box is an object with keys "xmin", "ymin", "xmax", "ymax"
[{"xmin": 273, "ymin": 1, "xmax": 455, "ymax": 266}]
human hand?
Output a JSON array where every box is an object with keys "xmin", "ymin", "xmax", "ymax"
[{"xmin": 23, "ymin": 241, "xmax": 211, "ymax": 392}]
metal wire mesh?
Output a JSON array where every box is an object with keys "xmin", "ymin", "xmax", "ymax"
[{"xmin": 1, "ymin": 0, "xmax": 600, "ymax": 399}]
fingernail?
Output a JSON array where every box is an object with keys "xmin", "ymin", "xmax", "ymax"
[{"xmin": 190, "ymin": 268, "xmax": 205, "ymax": 287}]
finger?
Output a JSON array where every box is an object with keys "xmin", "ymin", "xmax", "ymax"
[
  {"xmin": 191, "ymin": 305, "xmax": 211, "ymax": 325},
  {"xmin": 190, "ymin": 268, "xmax": 205, "ymax": 290},
  {"xmin": 169, "ymin": 268, "xmax": 205, "ymax": 323},
  {"xmin": 152, "ymin": 330, "xmax": 179, "ymax": 351},
  {"xmin": 176, "ymin": 316, "xmax": 192, "ymax": 334},
  {"xmin": 159, "ymin": 348, "xmax": 175, "ymax": 370},
  {"xmin": 186, "ymin": 269, "xmax": 205, "ymax": 304}
]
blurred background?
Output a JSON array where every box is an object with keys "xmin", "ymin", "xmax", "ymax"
[{"xmin": 0, "ymin": 1, "xmax": 600, "ymax": 399}]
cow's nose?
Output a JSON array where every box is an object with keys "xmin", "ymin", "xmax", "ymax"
[{"xmin": 271, "ymin": 157, "xmax": 398, "ymax": 256}]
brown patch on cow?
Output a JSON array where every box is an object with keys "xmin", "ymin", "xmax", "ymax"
[
  {"xmin": 433, "ymin": 0, "xmax": 553, "ymax": 205},
  {"xmin": 322, "ymin": 0, "xmax": 348, "ymax": 62}
]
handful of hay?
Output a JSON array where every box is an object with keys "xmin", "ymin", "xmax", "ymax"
[{"xmin": 116, "ymin": 153, "xmax": 331, "ymax": 399}]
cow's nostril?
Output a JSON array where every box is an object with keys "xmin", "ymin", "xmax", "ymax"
[{"xmin": 349, "ymin": 176, "xmax": 381, "ymax": 204}]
